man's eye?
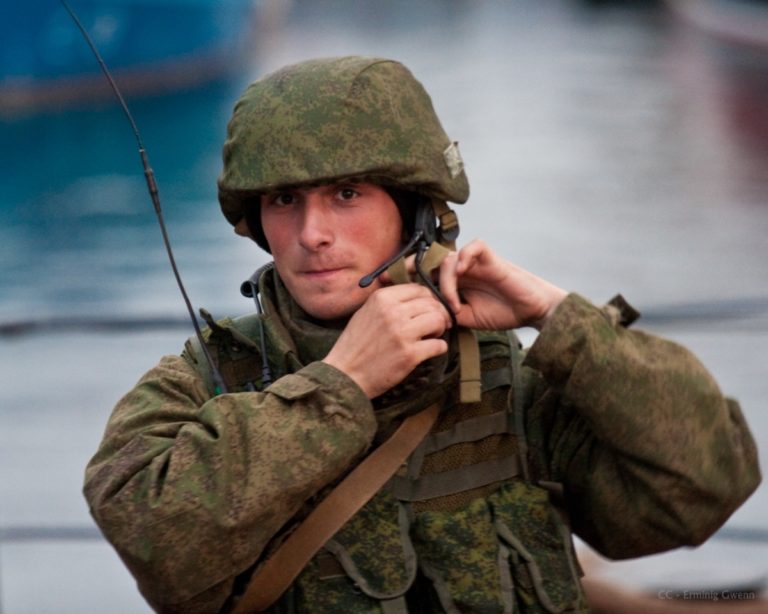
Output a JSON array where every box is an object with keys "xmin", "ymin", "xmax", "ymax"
[
  {"xmin": 338, "ymin": 187, "xmax": 358, "ymax": 200},
  {"xmin": 271, "ymin": 193, "xmax": 295, "ymax": 206}
]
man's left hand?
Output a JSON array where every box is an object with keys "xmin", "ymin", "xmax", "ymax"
[{"xmin": 426, "ymin": 239, "xmax": 568, "ymax": 331}]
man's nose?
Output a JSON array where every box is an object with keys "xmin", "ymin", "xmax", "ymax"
[{"xmin": 297, "ymin": 196, "xmax": 334, "ymax": 250}]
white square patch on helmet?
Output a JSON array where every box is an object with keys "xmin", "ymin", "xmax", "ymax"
[{"xmin": 443, "ymin": 141, "xmax": 464, "ymax": 179}]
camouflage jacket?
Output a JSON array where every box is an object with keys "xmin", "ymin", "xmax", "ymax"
[{"xmin": 83, "ymin": 278, "xmax": 761, "ymax": 613}]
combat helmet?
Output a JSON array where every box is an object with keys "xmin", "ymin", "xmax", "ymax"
[{"xmin": 217, "ymin": 55, "xmax": 469, "ymax": 251}]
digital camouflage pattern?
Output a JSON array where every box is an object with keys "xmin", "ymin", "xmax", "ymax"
[
  {"xmin": 83, "ymin": 268, "xmax": 761, "ymax": 612},
  {"xmin": 490, "ymin": 482, "xmax": 583, "ymax": 611},
  {"xmin": 217, "ymin": 56, "xmax": 470, "ymax": 232},
  {"xmin": 523, "ymin": 295, "xmax": 762, "ymax": 559}
]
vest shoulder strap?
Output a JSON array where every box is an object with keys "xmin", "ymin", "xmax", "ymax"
[{"xmin": 182, "ymin": 310, "xmax": 267, "ymax": 396}]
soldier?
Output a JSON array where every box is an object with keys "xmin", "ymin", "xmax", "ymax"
[{"xmin": 84, "ymin": 56, "xmax": 761, "ymax": 613}]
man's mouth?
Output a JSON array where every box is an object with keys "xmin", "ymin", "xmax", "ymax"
[{"xmin": 302, "ymin": 267, "xmax": 347, "ymax": 279}]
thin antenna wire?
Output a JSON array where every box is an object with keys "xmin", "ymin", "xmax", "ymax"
[{"xmin": 59, "ymin": 0, "xmax": 228, "ymax": 394}]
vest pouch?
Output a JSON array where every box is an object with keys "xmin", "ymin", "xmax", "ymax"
[
  {"xmin": 410, "ymin": 496, "xmax": 512, "ymax": 612},
  {"xmin": 293, "ymin": 490, "xmax": 416, "ymax": 612},
  {"xmin": 490, "ymin": 481, "xmax": 586, "ymax": 613}
]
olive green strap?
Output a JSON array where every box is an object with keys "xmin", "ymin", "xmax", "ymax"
[
  {"xmin": 495, "ymin": 522, "xmax": 561, "ymax": 614},
  {"xmin": 508, "ymin": 330, "xmax": 531, "ymax": 482},
  {"xmin": 388, "ymin": 455, "xmax": 520, "ymax": 502},
  {"xmin": 231, "ymin": 402, "xmax": 441, "ymax": 614},
  {"xmin": 422, "ymin": 409, "xmax": 509, "ymax": 453}
]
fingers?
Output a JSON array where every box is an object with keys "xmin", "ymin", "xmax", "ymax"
[
  {"xmin": 372, "ymin": 285, "xmax": 453, "ymax": 332},
  {"xmin": 454, "ymin": 239, "xmax": 489, "ymax": 275},
  {"xmin": 377, "ymin": 239, "xmax": 497, "ymax": 318},
  {"xmin": 437, "ymin": 240, "xmax": 489, "ymax": 313},
  {"xmin": 410, "ymin": 337, "xmax": 450, "ymax": 365},
  {"xmin": 438, "ymin": 251, "xmax": 462, "ymax": 313},
  {"xmin": 381, "ymin": 299, "xmax": 450, "ymax": 370},
  {"xmin": 404, "ymin": 305, "xmax": 452, "ymax": 339},
  {"xmin": 324, "ymin": 284, "xmax": 452, "ymax": 398},
  {"xmin": 365, "ymin": 282, "xmax": 436, "ymax": 307}
]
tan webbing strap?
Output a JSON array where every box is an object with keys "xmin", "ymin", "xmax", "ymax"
[
  {"xmin": 386, "ymin": 257, "xmax": 410, "ymax": 285},
  {"xmin": 417, "ymin": 240, "xmax": 481, "ymax": 404},
  {"xmin": 431, "ymin": 200, "xmax": 459, "ymax": 250},
  {"xmin": 380, "ymin": 235, "xmax": 482, "ymax": 406},
  {"xmin": 384, "ymin": 242, "xmax": 450, "ymax": 285},
  {"xmin": 458, "ymin": 328, "xmax": 482, "ymax": 403},
  {"xmin": 422, "ymin": 246, "xmax": 482, "ymax": 404},
  {"xmin": 231, "ymin": 402, "xmax": 441, "ymax": 614},
  {"xmin": 418, "ymin": 241, "xmax": 451, "ymax": 275}
]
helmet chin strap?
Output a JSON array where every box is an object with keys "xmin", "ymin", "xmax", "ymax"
[
  {"xmin": 358, "ymin": 200, "xmax": 481, "ymax": 404},
  {"xmin": 358, "ymin": 199, "xmax": 457, "ymax": 326},
  {"xmin": 358, "ymin": 228, "xmax": 425, "ymax": 289},
  {"xmin": 358, "ymin": 199, "xmax": 458, "ymax": 288}
]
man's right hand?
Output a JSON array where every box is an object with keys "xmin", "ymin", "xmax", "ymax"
[{"xmin": 323, "ymin": 284, "xmax": 452, "ymax": 399}]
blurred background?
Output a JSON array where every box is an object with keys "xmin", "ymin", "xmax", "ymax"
[{"xmin": 1, "ymin": 0, "xmax": 767, "ymax": 611}]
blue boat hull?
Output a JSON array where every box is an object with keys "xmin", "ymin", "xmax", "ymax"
[{"xmin": 1, "ymin": 0, "xmax": 258, "ymax": 114}]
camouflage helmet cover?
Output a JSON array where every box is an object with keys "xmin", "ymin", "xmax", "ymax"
[{"xmin": 217, "ymin": 56, "xmax": 470, "ymax": 229}]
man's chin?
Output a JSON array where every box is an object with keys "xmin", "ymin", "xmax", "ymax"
[{"xmin": 298, "ymin": 295, "xmax": 365, "ymax": 323}]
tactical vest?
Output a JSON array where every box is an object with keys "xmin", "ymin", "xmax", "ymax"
[{"xmin": 184, "ymin": 315, "xmax": 588, "ymax": 613}]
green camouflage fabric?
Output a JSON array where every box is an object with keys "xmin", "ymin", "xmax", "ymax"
[
  {"xmin": 83, "ymin": 283, "xmax": 761, "ymax": 613},
  {"xmin": 217, "ymin": 56, "xmax": 470, "ymax": 231},
  {"xmin": 523, "ymin": 295, "xmax": 761, "ymax": 558},
  {"xmin": 490, "ymin": 482, "xmax": 583, "ymax": 611}
]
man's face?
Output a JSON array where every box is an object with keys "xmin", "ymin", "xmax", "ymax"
[{"xmin": 260, "ymin": 182, "xmax": 403, "ymax": 321}]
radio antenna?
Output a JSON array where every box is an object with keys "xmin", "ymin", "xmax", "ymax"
[{"xmin": 59, "ymin": 0, "xmax": 228, "ymax": 394}]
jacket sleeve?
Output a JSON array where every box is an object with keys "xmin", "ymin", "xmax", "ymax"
[
  {"xmin": 523, "ymin": 293, "xmax": 761, "ymax": 560},
  {"xmin": 83, "ymin": 355, "xmax": 377, "ymax": 612}
]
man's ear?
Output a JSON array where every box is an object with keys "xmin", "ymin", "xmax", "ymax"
[{"xmin": 234, "ymin": 218, "xmax": 252, "ymax": 238}]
